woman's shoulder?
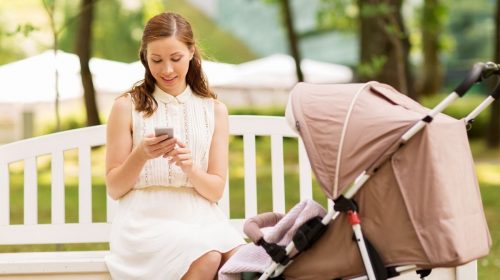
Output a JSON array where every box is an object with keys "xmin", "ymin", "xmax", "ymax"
[
  {"xmin": 110, "ymin": 93, "xmax": 133, "ymax": 116},
  {"xmin": 213, "ymin": 99, "xmax": 228, "ymax": 117}
]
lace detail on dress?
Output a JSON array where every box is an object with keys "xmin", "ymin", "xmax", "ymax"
[
  {"xmin": 164, "ymin": 102, "xmax": 173, "ymax": 186},
  {"xmin": 183, "ymin": 102, "xmax": 190, "ymax": 186},
  {"xmin": 131, "ymin": 85, "xmax": 214, "ymax": 189}
]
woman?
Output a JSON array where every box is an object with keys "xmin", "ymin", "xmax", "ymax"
[{"xmin": 104, "ymin": 12, "xmax": 245, "ymax": 280}]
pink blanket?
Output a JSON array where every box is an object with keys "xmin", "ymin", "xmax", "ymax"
[{"xmin": 218, "ymin": 199, "xmax": 327, "ymax": 279}]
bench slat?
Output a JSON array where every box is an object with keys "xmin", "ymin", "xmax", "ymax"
[
  {"xmin": 456, "ymin": 261, "xmax": 477, "ymax": 280},
  {"xmin": 0, "ymin": 251, "xmax": 108, "ymax": 274},
  {"xmin": 298, "ymin": 139, "xmax": 313, "ymax": 200},
  {"xmin": 271, "ymin": 135, "xmax": 285, "ymax": 213},
  {"xmin": 51, "ymin": 151, "xmax": 65, "ymax": 224},
  {"xmin": 228, "ymin": 116, "xmax": 297, "ymax": 137},
  {"xmin": 243, "ymin": 134, "xmax": 257, "ymax": 219},
  {"xmin": 0, "ymin": 224, "xmax": 110, "ymax": 245},
  {"xmin": 0, "ymin": 163, "xmax": 9, "ymax": 225},
  {"xmin": 24, "ymin": 157, "xmax": 37, "ymax": 225},
  {"xmin": 78, "ymin": 146, "xmax": 92, "ymax": 223},
  {"xmin": 0, "ymin": 126, "xmax": 106, "ymax": 164}
]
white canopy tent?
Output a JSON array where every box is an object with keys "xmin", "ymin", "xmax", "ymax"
[
  {"xmin": 207, "ymin": 54, "xmax": 353, "ymax": 106},
  {"xmin": 0, "ymin": 50, "xmax": 133, "ymax": 104},
  {"xmin": 0, "ymin": 50, "xmax": 353, "ymax": 105},
  {"xmin": 0, "ymin": 50, "xmax": 135, "ymax": 141},
  {"xmin": 129, "ymin": 53, "xmax": 353, "ymax": 106},
  {"xmin": 222, "ymin": 53, "xmax": 353, "ymax": 89},
  {"xmin": 0, "ymin": 51, "xmax": 352, "ymax": 141}
]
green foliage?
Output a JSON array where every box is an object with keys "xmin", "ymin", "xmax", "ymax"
[
  {"xmin": 4, "ymin": 23, "xmax": 39, "ymax": 37},
  {"xmin": 228, "ymin": 106, "xmax": 285, "ymax": 116},
  {"xmin": 0, "ymin": 25, "xmax": 25, "ymax": 64},
  {"xmin": 165, "ymin": 0, "xmax": 257, "ymax": 63},
  {"xmin": 317, "ymin": 0, "xmax": 357, "ymax": 32},
  {"xmin": 360, "ymin": 3, "xmax": 394, "ymax": 18},
  {"xmin": 420, "ymin": 0, "xmax": 448, "ymax": 32},
  {"xmin": 142, "ymin": 0, "xmax": 165, "ymax": 22},
  {"xmin": 58, "ymin": 0, "xmax": 144, "ymax": 62},
  {"xmin": 55, "ymin": 0, "xmax": 257, "ymax": 63},
  {"xmin": 41, "ymin": 115, "xmax": 86, "ymax": 134},
  {"xmin": 357, "ymin": 55, "xmax": 387, "ymax": 78},
  {"xmin": 445, "ymin": 0, "xmax": 495, "ymax": 68},
  {"xmin": 384, "ymin": 22, "xmax": 404, "ymax": 39},
  {"xmin": 35, "ymin": 109, "xmax": 88, "ymax": 135}
]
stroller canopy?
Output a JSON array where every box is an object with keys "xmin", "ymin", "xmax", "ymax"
[
  {"xmin": 286, "ymin": 82, "xmax": 490, "ymax": 277},
  {"xmin": 289, "ymin": 81, "xmax": 470, "ymax": 199}
]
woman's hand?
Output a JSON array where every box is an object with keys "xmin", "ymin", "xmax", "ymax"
[
  {"xmin": 166, "ymin": 141, "xmax": 194, "ymax": 174},
  {"xmin": 136, "ymin": 134, "xmax": 177, "ymax": 160}
]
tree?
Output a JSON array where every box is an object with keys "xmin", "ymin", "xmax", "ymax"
[
  {"xmin": 42, "ymin": 0, "xmax": 63, "ymax": 131},
  {"xmin": 418, "ymin": 0, "xmax": 446, "ymax": 97},
  {"xmin": 263, "ymin": 0, "xmax": 304, "ymax": 82},
  {"xmin": 280, "ymin": 0, "xmax": 303, "ymax": 82},
  {"xmin": 358, "ymin": 0, "xmax": 415, "ymax": 99},
  {"xmin": 42, "ymin": 0, "xmax": 100, "ymax": 130},
  {"xmin": 75, "ymin": 0, "xmax": 100, "ymax": 126},
  {"xmin": 487, "ymin": 0, "xmax": 500, "ymax": 148}
]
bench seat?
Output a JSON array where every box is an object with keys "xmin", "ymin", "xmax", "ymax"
[{"xmin": 0, "ymin": 251, "xmax": 109, "ymax": 279}]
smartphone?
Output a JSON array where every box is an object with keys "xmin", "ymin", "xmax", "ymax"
[{"xmin": 154, "ymin": 127, "xmax": 174, "ymax": 139}]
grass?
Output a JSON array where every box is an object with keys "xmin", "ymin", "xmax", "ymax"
[{"xmin": 479, "ymin": 183, "xmax": 500, "ymax": 279}]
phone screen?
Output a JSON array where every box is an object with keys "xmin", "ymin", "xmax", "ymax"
[{"xmin": 154, "ymin": 127, "xmax": 174, "ymax": 139}]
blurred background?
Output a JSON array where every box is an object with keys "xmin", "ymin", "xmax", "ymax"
[{"xmin": 0, "ymin": 0, "xmax": 499, "ymax": 278}]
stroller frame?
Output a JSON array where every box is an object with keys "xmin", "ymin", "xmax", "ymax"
[{"xmin": 257, "ymin": 62, "xmax": 500, "ymax": 280}]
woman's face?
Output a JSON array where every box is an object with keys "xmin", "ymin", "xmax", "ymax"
[{"xmin": 146, "ymin": 36, "xmax": 194, "ymax": 95}]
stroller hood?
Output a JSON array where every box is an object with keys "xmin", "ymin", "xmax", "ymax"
[
  {"xmin": 286, "ymin": 82, "xmax": 491, "ymax": 278},
  {"xmin": 289, "ymin": 81, "xmax": 466, "ymax": 199}
]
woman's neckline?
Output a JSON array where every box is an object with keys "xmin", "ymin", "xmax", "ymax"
[{"xmin": 153, "ymin": 84, "xmax": 192, "ymax": 104}]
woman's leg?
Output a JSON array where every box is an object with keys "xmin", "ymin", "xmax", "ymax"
[
  {"xmin": 220, "ymin": 245, "xmax": 242, "ymax": 267},
  {"xmin": 181, "ymin": 251, "xmax": 222, "ymax": 280}
]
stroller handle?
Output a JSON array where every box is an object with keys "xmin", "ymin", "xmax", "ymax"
[{"xmin": 454, "ymin": 62, "xmax": 500, "ymax": 97}]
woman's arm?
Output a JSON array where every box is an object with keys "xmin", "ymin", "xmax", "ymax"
[
  {"xmin": 105, "ymin": 95, "xmax": 175, "ymax": 200},
  {"xmin": 169, "ymin": 100, "xmax": 229, "ymax": 202}
]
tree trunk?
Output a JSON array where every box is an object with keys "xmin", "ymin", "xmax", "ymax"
[
  {"xmin": 43, "ymin": 0, "xmax": 62, "ymax": 131},
  {"xmin": 53, "ymin": 31, "xmax": 61, "ymax": 132},
  {"xmin": 419, "ymin": 0, "xmax": 443, "ymax": 97},
  {"xmin": 487, "ymin": 0, "xmax": 500, "ymax": 148},
  {"xmin": 358, "ymin": 0, "xmax": 416, "ymax": 99},
  {"xmin": 76, "ymin": 0, "xmax": 100, "ymax": 126},
  {"xmin": 281, "ymin": 0, "xmax": 304, "ymax": 82}
]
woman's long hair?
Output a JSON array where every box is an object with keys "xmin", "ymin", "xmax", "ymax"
[{"xmin": 130, "ymin": 12, "xmax": 215, "ymax": 117}]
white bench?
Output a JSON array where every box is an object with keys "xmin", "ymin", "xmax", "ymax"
[{"xmin": 0, "ymin": 115, "xmax": 477, "ymax": 279}]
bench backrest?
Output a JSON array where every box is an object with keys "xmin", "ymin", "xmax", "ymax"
[{"xmin": 0, "ymin": 115, "xmax": 315, "ymax": 246}]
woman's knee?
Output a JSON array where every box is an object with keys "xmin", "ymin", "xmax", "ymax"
[
  {"xmin": 182, "ymin": 251, "xmax": 222, "ymax": 280},
  {"xmin": 196, "ymin": 251, "xmax": 222, "ymax": 269},
  {"xmin": 221, "ymin": 246, "xmax": 240, "ymax": 266}
]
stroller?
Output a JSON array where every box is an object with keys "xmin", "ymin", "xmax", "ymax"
[{"xmin": 219, "ymin": 62, "xmax": 497, "ymax": 280}]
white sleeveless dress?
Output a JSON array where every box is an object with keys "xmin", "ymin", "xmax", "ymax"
[{"xmin": 105, "ymin": 85, "xmax": 245, "ymax": 280}]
